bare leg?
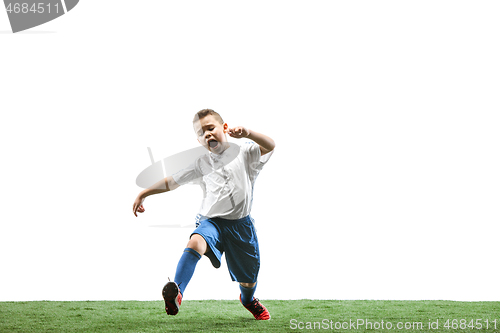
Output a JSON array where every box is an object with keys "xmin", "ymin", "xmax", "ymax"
[
  {"xmin": 187, "ymin": 234, "xmax": 207, "ymax": 256},
  {"xmin": 239, "ymin": 282, "xmax": 257, "ymax": 288}
]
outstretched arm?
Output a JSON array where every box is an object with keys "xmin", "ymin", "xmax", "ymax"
[
  {"xmin": 229, "ymin": 127, "xmax": 275, "ymax": 155},
  {"xmin": 133, "ymin": 176, "xmax": 180, "ymax": 217}
]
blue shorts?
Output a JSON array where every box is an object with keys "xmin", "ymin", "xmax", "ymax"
[{"xmin": 191, "ymin": 214, "xmax": 260, "ymax": 283}]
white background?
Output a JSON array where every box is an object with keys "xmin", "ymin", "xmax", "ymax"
[{"xmin": 1, "ymin": 1, "xmax": 499, "ymax": 302}]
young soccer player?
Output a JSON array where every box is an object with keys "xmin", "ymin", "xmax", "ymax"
[{"xmin": 132, "ymin": 109, "xmax": 275, "ymax": 320}]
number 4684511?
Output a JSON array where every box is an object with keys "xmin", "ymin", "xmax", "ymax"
[
  {"xmin": 6, "ymin": 3, "xmax": 60, "ymax": 14},
  {"xmin": 443, "ymin": 319, "xmax": 497, "ymax": 330}
]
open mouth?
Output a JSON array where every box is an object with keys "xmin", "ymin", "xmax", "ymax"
[{"xmin": 208, "ymin": 140, "xmax": 219, "ymax": 149}]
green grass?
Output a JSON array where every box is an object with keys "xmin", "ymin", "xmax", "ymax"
[{"xmin": 0, "ymin": 300, "xmax": 499, "ymax": 333}]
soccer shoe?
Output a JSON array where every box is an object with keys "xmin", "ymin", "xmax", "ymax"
[
  {"xmin": 162, "ymin": 282, "xmax": 182, "ymax": 315},
  {"xmin": 240, "ymin": 295, "xmax": 271, "ymax": 320}
]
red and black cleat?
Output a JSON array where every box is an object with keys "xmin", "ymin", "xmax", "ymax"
[
  {"xmin": 162, "ymin": 282, "xmax": 182, "ymax": 315},
  {"xmin": 240, "ymin": 295, "xmax": 271, "ymax": 320}
]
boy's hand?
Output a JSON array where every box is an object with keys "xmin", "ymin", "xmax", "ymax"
[
  {"xmin": 133, "ymin": 196, "xmax": 145, "ymax": 217},
  {"xmin": 228, "ymin": 126, "xmax": 250, "ymax": 138}
]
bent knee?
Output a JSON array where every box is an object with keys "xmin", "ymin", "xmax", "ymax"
[{"xmin": 187, "ymin": 234, "xmax": 207, "ymax": 255}]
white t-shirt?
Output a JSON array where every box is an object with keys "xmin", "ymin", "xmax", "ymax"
[{"xmin": 172, "ymin": 142, "xmax": 273, "ymax": 220}]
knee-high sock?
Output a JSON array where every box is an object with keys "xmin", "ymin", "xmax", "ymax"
[
  {"xmin": 239, "ymin": 283, "xmax": 257, "ymax": 305},
  {"xmin": 174, "ymin": 248, "xmax": 201, "ymax": 296}
]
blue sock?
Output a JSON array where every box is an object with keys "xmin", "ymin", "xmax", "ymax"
[
  {"xmin": 174, "ymin": 248, "xmax": 201, "ymax": 296},
  {"xmin": 239, "ymin": 283, "xmax": 257, "ymax": 305}
]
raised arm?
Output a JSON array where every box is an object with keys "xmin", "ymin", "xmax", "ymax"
[
  {"xmin": 229, "ymin": 127, "xmax": 275, "ymax": 155},
  {"xmin": 133, "ymin": 176, "xmax": 180, "ymax": 217}
]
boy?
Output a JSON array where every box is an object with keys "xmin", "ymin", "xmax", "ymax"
[{"xmin": 132, "ymin": 109, "xmax": 275, "ymax": 320}]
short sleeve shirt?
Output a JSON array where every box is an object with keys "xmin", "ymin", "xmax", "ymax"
[{"xmin": 172, "ymin": 142, "xmax": 273, "ymax": 220}]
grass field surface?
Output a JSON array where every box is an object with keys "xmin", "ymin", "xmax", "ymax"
[{"xmin": 1, "ymin": 300, "xmax": 499, "ymax": 333}]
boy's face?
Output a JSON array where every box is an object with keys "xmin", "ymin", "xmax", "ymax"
[{"xmin": 193, "ymin": 114, "xmax": 228, "ymax": 154}]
